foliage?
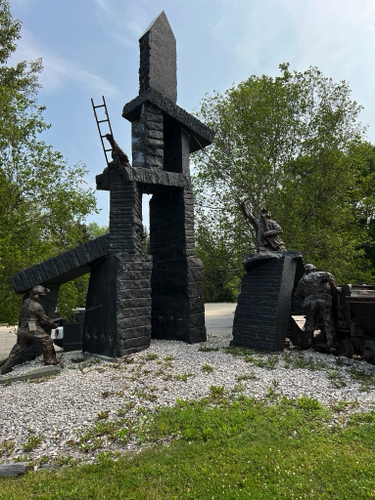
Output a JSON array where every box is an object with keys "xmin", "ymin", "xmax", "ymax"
[
  {"xmin": 0, "ymin": 1, "xmax": 97, "ymax": 322},
  {"xmin": 193, "ymin": 63, "xmax": 375, "ymax": 288},
  {"xmin": 2, "ymin": 397, "xmax": 375, "ymax": 498}
]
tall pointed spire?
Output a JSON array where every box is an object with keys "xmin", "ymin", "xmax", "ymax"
[{"xmin": 139, "ymin": 11, "xmax": 177, "ymax": 102}]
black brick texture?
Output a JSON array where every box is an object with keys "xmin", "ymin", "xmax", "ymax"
[{"xmin": 231, "ymin": 253, "xmax": 300, "ymax": 352}]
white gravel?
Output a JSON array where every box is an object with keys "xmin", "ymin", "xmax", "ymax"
[{"xmin": 1, "ymin": 335, "xmax": 375, "ymax": 467}]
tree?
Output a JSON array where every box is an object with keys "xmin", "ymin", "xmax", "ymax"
[
  {"xmin": 0, "ymin": 0, "xmax": 97, "ymax": 322},
  {"xmin": 193, "ymin": 64, "xmax": 375, "ymax": 290}
]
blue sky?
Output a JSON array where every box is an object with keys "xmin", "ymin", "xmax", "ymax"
[{"xmin": 10, "ymin": 0, "xmax": 375, "ymax": 226}]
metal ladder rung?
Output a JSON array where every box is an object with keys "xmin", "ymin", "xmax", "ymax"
[{"xmin": 91, "ymin": 95, "xmax": 114, "ymax": 166}]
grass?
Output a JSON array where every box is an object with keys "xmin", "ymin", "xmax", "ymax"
[{"xmin": 2, "ymin": 395, "xmax": 375, "ymax": 498}]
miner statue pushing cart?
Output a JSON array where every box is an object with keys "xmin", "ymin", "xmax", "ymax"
[
  {"xmin": 295, "ymin": 264, "xmax": 340, "ymax": 348},
  {"xmin": 1, "ymin": 285, "xmax": 62, "ymax": 375}
]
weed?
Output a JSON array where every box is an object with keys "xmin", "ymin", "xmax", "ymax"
[
  {"xmin": 146, "ymin": 353, "xmax": 159, "ymax": 361},
  {"xmin": 133, "ymin": 388, "xmax": 158, "ymax": 402},
  {"xmin": 122, "ymin": 357, "xmax": 135, "ymax": 364},
  {"xmin": 164, "ymin": 355, "xmax": 175, "ymax": 361},
  {"xmin": 136, "ymin": 405, "xmax": 148, "ymax": 414},
  {"xmin": 266, "ymin": 387, "xmax": 278, "ymax": 400},
  {"xmin": 0, "ymin": 439, "xmax": 15, "ymax": 457},
  {"xmin": 331, "ymin": 400, "xmax": 352, "ymax": 412},
  {"xmin": 117, "ymin": 401, "xmax": 135, "ymax": 416},
  {"xmin": 97, "ymin": 410, "xmax": 110, "ymax": 420},
  {"xmin": 232, "ymin": 382, "xmax": 245, "ymax": 392},
  {"xmin": 202, "ymin": 363, "xmax": 214, "ymax": 373},
  {"xmin": 174, "ymin": 373, "xmax": 195, "ymax": 382},
  {"xmin": 210, "ymin": 385, "xmax": 225, "ymax": 398},
  {"xmin": 198, "ymin": 346, "xmax": 220, "ymax": 352},
  {"xmin": 297, "ymin": 394, "xmax": 324, "ymax": 411},
  {"xmin": 22, "ymin": 433, "xmax": 42, "ymax": 452},
  {"xmin": 327, "ymin": 369, "xmax": 347, "ymax": 388},
  {"xmin": 223, "ymin": 346, "xmax": 253, "ymax": 357},
  {"xmin": 162, "ymin": 373, "xmax": 173, "ymax": 381},
  {"xmin": 350, "ymin": 366, "xmax": 375, "ymax": 386},
  {"xmin": 253, "ymin": 357, "xmax": 278, "ymax": 370},
  {"xmin": 235, "ymin": 372, "xmax": 257, "ymax": 381}
]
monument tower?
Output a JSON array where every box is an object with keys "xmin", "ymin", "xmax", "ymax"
[{"xmin": 84, "ymin": 11, "xmax": 214, "ymax": 354}]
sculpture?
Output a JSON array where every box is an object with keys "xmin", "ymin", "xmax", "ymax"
[
  {"xmin": 1, "ymin": 285, "xmax": 62, "ymax": 375},
  {"xmin": 104, "ymin": 133, "xmax": 131, "ymax": 168},
  {"xmin": 295, "ymin": 263, "xmax": 339, "ymax": 347},
  {"xmin": 240, "ymin": 202, "xmax": 286, "ymax": 252}
]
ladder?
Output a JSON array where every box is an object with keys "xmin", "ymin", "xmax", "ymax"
[{"xmin": 91, "ymin": 96, "xmax": 114, "ymax": 165}]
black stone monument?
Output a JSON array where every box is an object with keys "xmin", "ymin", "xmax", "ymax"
[
  {"xmin": 231, "ymin": 252, "xmax": 304, "ymax": 352},
  {"xmin": 10, "ymin": 11, "xmax": 214, "ymax": 359}
]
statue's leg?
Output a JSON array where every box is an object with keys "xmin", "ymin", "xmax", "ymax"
[
  {"xmin": 0, "ymin": 337, "xmax": 29, "ymax": 375},
  {"xmin": 304, "ymin": 306, "xmax": 317, "ymax": 346},
  {"xmin": 322, "ymin": 307, "xmax": 335, "ymax": 347},
  {"xmin": 37, "ymin": 333, "xmax": 59, "ymax": 366}
]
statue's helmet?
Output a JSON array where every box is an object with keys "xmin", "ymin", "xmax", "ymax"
[
  {"xmin": 30, "ymin": 285, "xmax": 50, "ymax": 298},
  {"xmin": 304, "ymin": 263, "xmax": 317, "ymax": 274},
  {"xmin": 261, "ymin": 208, "xmax": 270, "ymax": 218}
]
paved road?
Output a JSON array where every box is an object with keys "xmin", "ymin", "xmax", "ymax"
[{"xmin": 0, "ymin": 303, "xmax": 236, "ymax": 360}]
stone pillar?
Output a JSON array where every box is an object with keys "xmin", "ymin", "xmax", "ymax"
[
  {"xmin": 231, "ymin": 253, "xmax": 300, "ymax": 352},
  {"xmin": 83, "ymin": 254, "xmax": 152, "ymax": 357},
  {"xmin": 150, "ymin": 181, "xmax": 205, "ymax": 343},
  {"xmin": 108, "ymin": 170, "xmax": 142, "ymax": 254}
]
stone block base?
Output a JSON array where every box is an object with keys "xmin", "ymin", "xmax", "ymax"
[
  {"xmin": 83, "ymin": 254, "xmax": 153, "ymax": 357},
  {"xmin": 231, "ymin": 253, "xmax": 301, "ymax": 352}
]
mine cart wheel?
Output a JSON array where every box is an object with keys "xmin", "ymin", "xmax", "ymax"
[
  {"xmin": 363, "ymin": 347, "xmax": 375, "ymax": 365},
  {"xmin": 336, "ymin": 339, "xmax": 354, "ymax": 358}
]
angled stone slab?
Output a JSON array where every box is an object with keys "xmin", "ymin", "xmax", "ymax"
[
  {"xmin": 0, "ymin": 365, "xmax": 61, "ymax": 385},
  {"xmin": 96, "ymin": 165, "xmax": 189, "ymax": 194},
  {"xmin": 11, "ymin": 235, "xmax": 109, "ymax": 294},
  {"xmin": 122, "ymin": 88, "xmax": 215, "ymax": 152}
]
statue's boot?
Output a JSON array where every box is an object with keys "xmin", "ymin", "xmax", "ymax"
[
  {"xmin": 1, "ymin": 344, "xmax": 24, "ymax": 375},
  {"xmin": 43, "ymin": 347, "xmax": 60, "ymax": 366},
  {"xmin": 1, "ymin": 352, "xmax": 18, "ymax": 375},
  {"xmin": 1, "ymin": 359, "xmax": 14, "ymax": 375}
]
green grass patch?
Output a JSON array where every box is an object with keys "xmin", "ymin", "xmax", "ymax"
[{"xmin": 2, "ymin": 397, "xmax": 375, "ymax": 499}]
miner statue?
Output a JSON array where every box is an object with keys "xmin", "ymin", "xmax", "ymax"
[
  {"xmin": 295, "ymin": 264, "xmax": 340, "ymax": 348},
  {"xmin": 1, "ymin": 285, "xmax": 62, "ymax": 375},
  {"xmin": 240, "ymin": 202, "xmax": 286, "ymax": 253}
]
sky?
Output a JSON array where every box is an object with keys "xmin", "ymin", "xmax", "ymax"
[{"xmin": 9, "ymin": 0, "xmax": 375, "ymax": 227}]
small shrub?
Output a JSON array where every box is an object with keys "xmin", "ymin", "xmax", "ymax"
[{"xmin": 202, "ymin": 363, "xmax": 214, "ymax": 373}]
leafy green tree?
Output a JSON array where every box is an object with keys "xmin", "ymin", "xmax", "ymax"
[
  {"xmin": 0, "ymin": 0, "xmax": 97, "ymax": 322},
  {"xmin": 193, "ymin": 64, "xmax": 375, "ymax": 289}
]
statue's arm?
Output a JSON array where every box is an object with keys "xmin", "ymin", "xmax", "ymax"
[
  {"xmin": 263, "ymin": 222, "xmax": 282, "ymax": 237},
  {"xmin": 239, "ymin": 201, "xmax": 256, "ymax": 227}
]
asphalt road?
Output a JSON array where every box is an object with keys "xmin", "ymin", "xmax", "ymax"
[{"xmin": 0, "ymin": 303, "xmax": 236, "ymax": 360}]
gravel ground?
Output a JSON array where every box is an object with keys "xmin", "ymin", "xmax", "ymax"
[{"xmin": 1, "ymin": 334, "xmax": 375, "ymax": 468}]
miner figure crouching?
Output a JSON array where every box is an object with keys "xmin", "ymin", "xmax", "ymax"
[
  {"xmin": 1, "ymin": 285, "xmax": 62, "ymax": 375},
  {"xmin": 295, "ymin": 264, "xmax": 340, "ymax": 348}
]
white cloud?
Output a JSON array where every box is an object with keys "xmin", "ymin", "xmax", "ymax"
[{"xmin": 10, "ymin": 29, "xmax": 121, "ymax": 97}]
